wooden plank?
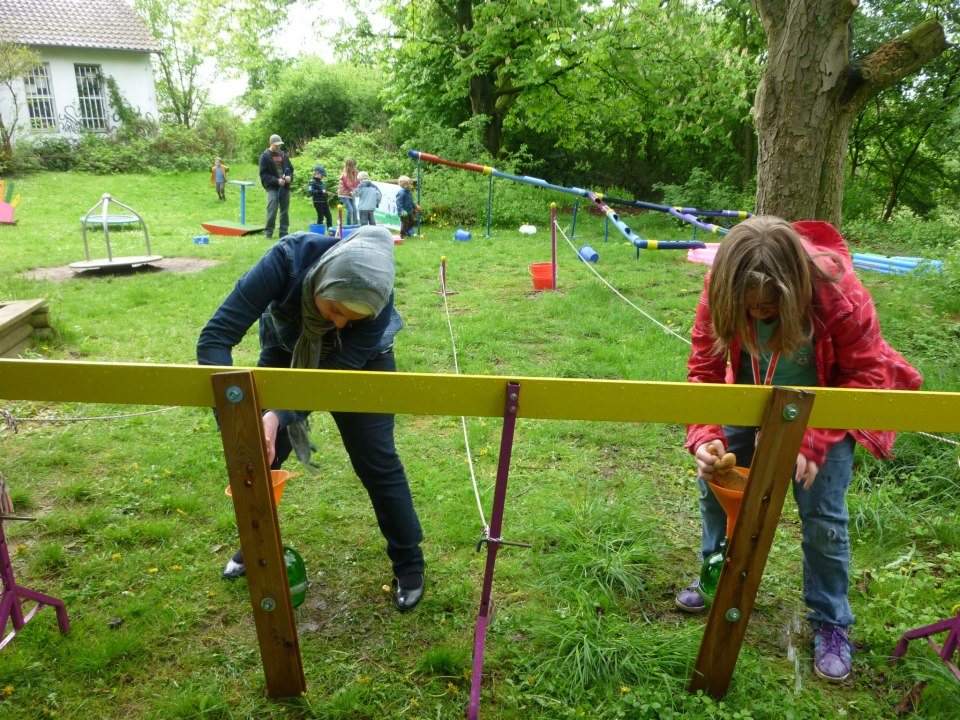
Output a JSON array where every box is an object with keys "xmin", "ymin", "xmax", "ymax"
[
  {"xmin": 212, "ymin": 371, "xmax": 306, "ymax": 698},
  {"xmin": 689, "ymin": 387, "xmax": 815, "ymax": 697},
  {"xmin": 0, "ymin": 324, "xmax": 34, "ymax": 357},
  {"xmin": 0, "ymin": 299, "xmax": 46, "ymax": 335},
  {"xmin": 29, "ymin": 310, "xmax": 50, "ymax": 328},
  {"xmin": 0, "ymin": 338, "xmax": 31, "ymax": 359},
  {"xmin": 1, "ymin": 359, "xmax": 959, "ymax": 432}
]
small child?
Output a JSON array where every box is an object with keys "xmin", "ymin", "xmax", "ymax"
[
  {"xmin": 395, "ymin": 176, "xmax": 419, "ymax": 237},
  {"xmin": 354, "ymin": 171, "xmax": 382, "ymax": 226},
  {"xmin": 210, "ymin": 158, "xmax": 228, "ymax": 200},
  {"xmin": 678, "ymin": 215, "xmax": 922, "ymax": 684},
  {"xmin": 307, "ymin": 166, "xmax": 333, "ymax": 229}
]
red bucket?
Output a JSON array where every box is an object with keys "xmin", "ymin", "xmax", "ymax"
[{"xmin": 529, "ymin": 262, "xmax": 554, "ymax": 290}]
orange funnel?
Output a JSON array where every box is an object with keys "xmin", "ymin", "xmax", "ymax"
[
  {"xmin": 225, "ymin": 469, "xmax": 300, "ymax": 504},
  {"xmin": 707, "ymin": 466, "xmax": 748, "ymax": 538}
]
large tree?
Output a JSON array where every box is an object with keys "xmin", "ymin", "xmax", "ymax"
[
  {"xmin": 751, "ymin": 0, "xmax": 948, "ymax": 225},
  {"xmin": 135, "ymin": 0, "xmax": 297, "ymax": 126}
]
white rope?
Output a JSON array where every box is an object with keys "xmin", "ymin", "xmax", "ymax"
[
  {"xmin": 438, "ymin": 264, "xmax": 489, "ymax": 535},
  {"xmin": 910, "ymin": 430, "xmax": 960, "ymax": 447},
  {"xmin": 4, "ymin": 405, "xmax": 180, "ymax": 427},
  {"xmin": 554, "ymin": 221, "xmax": 692, "ymax": 346}
]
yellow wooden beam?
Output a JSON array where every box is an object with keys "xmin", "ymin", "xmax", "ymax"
[{"xmin": 1, "ymin": 359, "xmax": 959, "ymax": 432}]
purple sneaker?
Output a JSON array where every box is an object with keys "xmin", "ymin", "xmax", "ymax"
[
  {"xmin": 813, "ymin": 625, "xmax": 854, "ymax": 682},
  {"xmin": 675, "ymin": 580, "xmax": 706, "ymax": 613}
]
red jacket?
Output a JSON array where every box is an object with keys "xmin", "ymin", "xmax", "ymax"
[{"xmin": 685, "ymin": 220, "xmax": 922, "ymax": 466}]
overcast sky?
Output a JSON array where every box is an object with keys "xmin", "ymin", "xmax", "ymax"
[{"xmin": 125, "ymin": 0, "xmax": 386, "ymax": 106}]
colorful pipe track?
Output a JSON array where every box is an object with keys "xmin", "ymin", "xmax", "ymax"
[{"xmin": 408, "ymin": 150, "xmax": 721, "ymax": 250}]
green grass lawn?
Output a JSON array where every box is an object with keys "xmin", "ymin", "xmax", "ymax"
[{"xmin": 0, "ymin": 169, "xmax": 958, "ymax": 719}]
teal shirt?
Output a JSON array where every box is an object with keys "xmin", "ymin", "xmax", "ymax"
[{"xmin": 736, "ymin": 318, "xmax": 817, "ymax": 387}]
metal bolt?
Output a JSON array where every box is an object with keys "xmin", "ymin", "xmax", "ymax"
[
  {"xmin": 226, "ymin": 386, "xmax": 244, "ymax": 403},
  {"xmin": 508, "ymin": 405, "xmax": 517, "ymax": 414},
  {"xmin": 260, "ymin": 597, "xmax": 276, "ymax": 612},
  {"xmin": 782, "ymin": 404, "xmax": 800, "ymax": 421},
  {"xmin": 509, "ymin": 392, "xmax": 518, "ymax": 401},
  {"xmin": 725, "ymin": 607, "xmax": 741, "ymax": 622}
]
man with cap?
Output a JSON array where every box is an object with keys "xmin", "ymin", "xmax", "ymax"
[
  {"xmin": 307, "ymin": 165, "xmax": 333, "ymax": 230},
  {"xmin": 258, "ymin": 134, "xmax": 294, "ymax": 239}
]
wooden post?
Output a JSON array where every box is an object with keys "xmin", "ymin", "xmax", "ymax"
[
  {"xmin": 689, "ymin": 386, "xmax": 815, "ymax": 697},
  {"xmin": 212, "ymin": 371, "xmax": 306, "ymax": 698}
]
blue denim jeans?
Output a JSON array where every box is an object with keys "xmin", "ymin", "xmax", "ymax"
[
  {"xmin": 697, "ymin": 425, "xmax": 855, "ymax": 628},
  {"xmin": 265, "ymin": 187, "xmax": 290, "ymax": 238},
  {"xmin": 266, "ymin": 348, "xmax": 424, "ymax": 579},
  {"xmin": 339, "ymin": 196, "xmax": 358, "ymax": 225}
]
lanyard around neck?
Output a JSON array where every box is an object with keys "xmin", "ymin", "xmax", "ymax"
[{"xmin": 749, "ymin": 320, "xmax": 780, "ymax": 386}]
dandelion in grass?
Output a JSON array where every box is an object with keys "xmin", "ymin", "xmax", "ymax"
[
  {"xmin": 447, "ymin": 682, "xmax": 460, "ymax": 694},
  {"xmin": 175, "ymin": 508, "xmax": 187, "ymax": 516},
  {"xmin": 411, "ymin": 698, "xmax": 420, "ymax": 708},
  {"xmin": 148, "ymin": 567, "xmax": 158, "ymax": 573},
  {"xmin": 2, "ymin": 686, "xmax": 12, "ymax": 698},
  {"xmin": 620, "ymin": 686, "xmax": 630, "ymax": 694},
  {"xmin": 111, "ymin": 554, "xmax": 121, "ymax": 562},
  {"xmin": 172, "ymin": 564, "xmax": 181, "ymax": 571}
]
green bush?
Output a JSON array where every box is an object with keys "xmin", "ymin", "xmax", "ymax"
[
  {"xmin": 653, "ymin": 167, "xmax": 754, "ymax": 215},
  {"xmin": 244, "ymin": 58, "xmax": 386, "ymax": 158},
  {"xmin": 12, "ymin": 122, "xmax": 224, "ymax": 175}
]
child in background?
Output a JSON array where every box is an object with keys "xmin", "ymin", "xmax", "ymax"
[
  {"xmin": 396, "ymin": 176, "xmax": 419, "ymax": 237},
  {"xmin": 211, "ymin": 158, "xmax": 228, "ymax": 200},
  {"xmin": 678, "ymin": 215, "xmax": 922, "ymax": 683},
  {"xmin": 338, "ymin": 157, "xmax": 360, "ymax": 225},
  {"xmin": 307, "ymin": 166, "xmax": 333, "ymax": 229},
  {"xmin": 354, "ymin": 171, "xmax": 382, "ymax": 226}
]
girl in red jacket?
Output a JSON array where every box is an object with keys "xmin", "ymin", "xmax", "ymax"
[{"xmin": 677, "ymin": 216, "xmax": 922, "ymax": 683}]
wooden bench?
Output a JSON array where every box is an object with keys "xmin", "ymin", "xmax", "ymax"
[{"xmin": 0, "ymin": 299, "xmax": 51, "ymax": 358}]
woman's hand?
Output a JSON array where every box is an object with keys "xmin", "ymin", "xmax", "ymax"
[
  {"xmin": 794, "ymin": 454, "xmax": 819, "ymax": 490},
  {"xmin": 694, "ymin": 440, "xmax": 725, "ymax": 480},
  {"xmin": 262, "ymin": 411, "xmax": 280, "ymax": 467}
]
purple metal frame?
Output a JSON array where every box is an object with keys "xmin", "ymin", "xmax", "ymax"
[
  {"xmin": 892, "ymin": 611, "xmax": 960, "ymax": 682},
  {"xmin": 467, "ymin": 382, "xmax": 521, "ymax": 720},
  {"xmin": 0, "ymin": 517, "xmax": 70, "ymax": 650},
  {"xmin": 433, "ymin": 257, "xmax": 459, "ymax": 296}
]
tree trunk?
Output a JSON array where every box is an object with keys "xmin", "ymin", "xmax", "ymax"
[{"xmin": 751, "ymin": 0, "xmax": 946, "ymax": 226}]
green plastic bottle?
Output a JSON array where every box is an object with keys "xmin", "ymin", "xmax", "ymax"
[
  {"xmin": 284, "ymin": 546, "xmax": 308, "ymax": 608},
  {"xmin": 697, "ymin": 537, "xmax": 727, "ymax": 607}
]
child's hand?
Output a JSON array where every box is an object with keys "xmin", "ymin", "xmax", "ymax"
[{"xmin": 694, "ymin": 440, "xmax": 725, "ymax": 480}]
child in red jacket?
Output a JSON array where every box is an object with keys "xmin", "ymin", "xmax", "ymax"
[{"xmin": 676, "ymin": 216, "xmax": 922, "ymax": 683}]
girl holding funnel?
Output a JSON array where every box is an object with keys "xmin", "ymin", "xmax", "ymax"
[
  {"xmin": 677, "ymin": 216, "xmax": 921, "ymax": 683},
  {"xmin": 197, "ymin": 226, "xmax": 425, "ymax": 612}
]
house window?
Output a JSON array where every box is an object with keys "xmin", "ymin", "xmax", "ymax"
[
  {"xmin": 24, "ymin": 63, "xmax": 57, "ymax": 130},
  {"xmin": 74, "ymin": 64, "xmax": 107, "ymax": 131}
]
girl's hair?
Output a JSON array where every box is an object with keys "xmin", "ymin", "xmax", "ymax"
[
  {"xmin": 342, "ymin": 157, "xmax": 358, "ymax": 182},
  {"xmin": 707, "ymin": 215, "xmax": 841, "ymax": 357}
]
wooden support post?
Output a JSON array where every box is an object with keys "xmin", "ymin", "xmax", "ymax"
[
  {"xmin": 212, "ymin": 371, "xmax": 306, "ymax": 698},
  {"xmin": 689, "ymin": 386, "xmax": 815, "ymax": 698}
]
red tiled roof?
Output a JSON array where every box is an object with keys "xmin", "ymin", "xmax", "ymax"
[{"xmin": 0, "ymin": 0, "xmax": 161, "ymax": 53}]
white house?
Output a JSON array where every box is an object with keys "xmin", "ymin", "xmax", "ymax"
[{"xmin": 0, "ymin": 0, "xmax": 160, "ymax": 138}]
